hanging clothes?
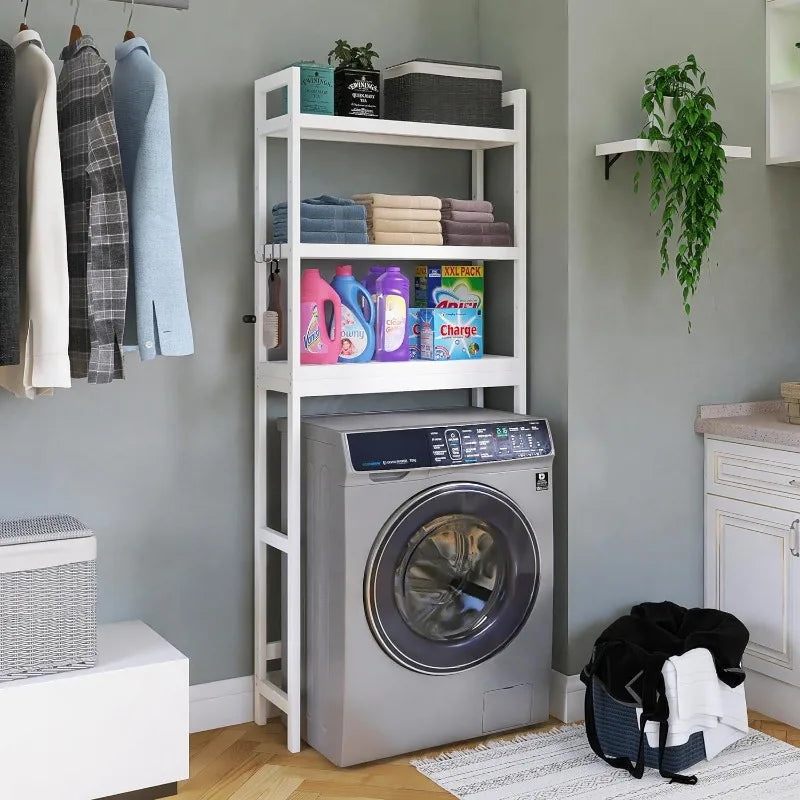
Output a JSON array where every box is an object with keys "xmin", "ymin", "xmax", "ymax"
[
  {"xmin": 58, "ymin": 35, "xmax": 129, "ymax": 383},
  {"xmin": 0, "ymin": 40, "xmax": 19, "ymax": 368},
  {"xmin": 113, "ymin": 37, "xmax": 193, "ymax": 361},
  {"xmin": 0, "ymin": 30, "xmax": 70, "ymax": 399}
]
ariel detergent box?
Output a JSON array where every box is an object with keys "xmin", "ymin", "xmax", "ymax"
[
  {"xmin": 419, "ymin": 308, "xmax": 483, "ymax": 361},
  {"xmin": 415, "ymin": 265, "xmax": 484, "ymax": 309},
  {"xmin": 408, "ymin": 308, "xmax": 422, "ymax": 360}
]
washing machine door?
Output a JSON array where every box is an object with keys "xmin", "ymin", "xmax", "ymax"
[{"xmin": 364, "ymin": 481, "xmax": 540, "ymax": 674}]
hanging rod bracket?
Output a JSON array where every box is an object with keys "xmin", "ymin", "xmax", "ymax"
[{"xmin": 107, "ymin": 0, "xmax": 189, "ymax": 10}]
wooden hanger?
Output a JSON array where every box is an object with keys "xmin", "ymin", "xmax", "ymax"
[
  {"xmin": 69, "ymin": 0, "xmax": 82, "ymax": 44},
  {"xmin": 123, "ymin": 0, "xmax": 136, "ymax": 41},
  {"xmin": 19, "ymin": 0, "xmax": 29, "ymax": 31}
]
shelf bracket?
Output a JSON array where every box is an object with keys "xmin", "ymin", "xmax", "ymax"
[{"xmin": 604, "ymin": 152, "xmax": 622, "ymax": 180}]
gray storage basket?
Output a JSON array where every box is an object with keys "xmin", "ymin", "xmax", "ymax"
[
  {"xmin": 383, "ymin": 59, "xmax": 503, "ymax": 127},
  {"xmin": 0, "ymin": 515, "xmax": 97, "ymax": 681},
  {"xmin": 592, "ymin": 677, "xmax": 706, "ymax": 773}
]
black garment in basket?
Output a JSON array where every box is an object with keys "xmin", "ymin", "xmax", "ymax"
[{"xmin": 580, "ymin": 601, "xmax": 749, "ymax": 785}]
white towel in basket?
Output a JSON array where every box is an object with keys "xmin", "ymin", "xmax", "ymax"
[{"xmin": 636, "ymin": 647, "xmax": 749, "ymax": 760}]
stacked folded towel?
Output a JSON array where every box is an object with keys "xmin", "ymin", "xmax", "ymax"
[
  {"xmin": 440, "ymin": 198, "xmax": 512, "ymax": 246},
  {"xmin": 352, "ymin": 194, "xmax": 443, "ymax": 245},
  {"xmin": 272, "ymin": 195, "xmax": 368, "ymax": 244}
]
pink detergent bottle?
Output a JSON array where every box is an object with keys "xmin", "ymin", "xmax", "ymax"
[
  {"xmin": 300, "ymin": 269, "xmax": 342, "ymax": 365},
  {"xmin": 375, "ymin": 266, "xmax": 410, "ymax": 361}
]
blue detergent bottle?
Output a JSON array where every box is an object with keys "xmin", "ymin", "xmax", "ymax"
[{"xmin": 331, "ymin": 265, "xmax": 376, "ymax": 363}]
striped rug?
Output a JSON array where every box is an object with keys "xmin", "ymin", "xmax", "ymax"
[{"xmin": 412, "ymin": 724, "xmax": 800, "ymax": 799}]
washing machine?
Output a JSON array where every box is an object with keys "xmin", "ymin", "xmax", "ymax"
[{"xmin": 298, "ymin": 408, "xmax": 554, "ymax": 766}]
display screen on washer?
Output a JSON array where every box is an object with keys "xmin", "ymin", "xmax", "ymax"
[{"xmin": 347, "ymin": 420, "xmax": 552, "ymax": 472}]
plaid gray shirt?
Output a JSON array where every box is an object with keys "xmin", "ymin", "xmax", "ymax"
[{"xmin": 58, "ymin": 36, "xmax": 129, "ymax": 383}]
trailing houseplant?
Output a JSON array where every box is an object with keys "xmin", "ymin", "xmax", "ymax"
[
  {"xmin": 327, "ymin": 40, "xmax": 381, "ymax": 118},
  {"xmin": 634, "ymin": 55, "xmax": 726, "ymax": 330}
]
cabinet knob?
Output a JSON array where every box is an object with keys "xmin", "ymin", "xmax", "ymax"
[{"xmin": 242, "ymin": 315, "xmax": 257, "ymax": 324}]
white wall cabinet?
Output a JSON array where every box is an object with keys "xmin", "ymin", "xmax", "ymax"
[{"xmin": 704, "ymin": 436, "xmax": 800, "ymax": 725}]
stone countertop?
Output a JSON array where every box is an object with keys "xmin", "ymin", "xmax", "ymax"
[{"xmin": 694, "ymin": 400, "xmax": 800, "ymax": 449}]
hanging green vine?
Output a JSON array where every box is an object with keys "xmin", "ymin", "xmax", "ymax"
[{"xmin": 634, "ymin": 55, "xmax": 727, "ymax": 331}]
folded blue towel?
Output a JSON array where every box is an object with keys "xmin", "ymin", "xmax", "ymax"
[
  {"xmin": 274, "ymin": 231, "xmax": 369, "ymax": 244},
  {"xmin": 272, "ymin": 196, "xmax": 363, "ymax": 220},
  {"xmin": 273, "ymin": 217, "xmax": 368, "ymax": 234}
]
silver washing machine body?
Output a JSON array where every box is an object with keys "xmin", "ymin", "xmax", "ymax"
[{"xmin": 297, "ymin": 409, "xmax": 554, "ymax": 766}]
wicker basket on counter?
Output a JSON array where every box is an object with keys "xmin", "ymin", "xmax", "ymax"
[{"xmin": 780, "ymin": 383, "xmax": 800, "ymax": 424}]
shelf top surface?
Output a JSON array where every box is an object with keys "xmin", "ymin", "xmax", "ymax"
[
  {"xmin": 259, "ymin": 113, "xmax": 520, "ymax": 150},
  {"xmin": 265, "ymin": 243, "xmax": 519, "ymax": 261},
  {"xmin": 596, "ymin": 138, "xmax": 751, "ymax": 159}
]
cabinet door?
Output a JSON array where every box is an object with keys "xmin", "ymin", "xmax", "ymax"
[{"xmin": 705, "ymin": 495, "xmax": 800, "ymax": 687}]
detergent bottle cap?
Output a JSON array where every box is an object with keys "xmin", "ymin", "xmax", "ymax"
[
  {"xmin": 386, "ymin": 266, "xmax": 401, "ymax": 273},
  {"xmin": 336, "ymin": 264, "xmax": 353, "ymax": 277}
]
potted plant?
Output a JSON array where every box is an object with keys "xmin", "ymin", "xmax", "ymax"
[
  {"xmin": 327, "ymin": 39, "xmax": 380, "ymax": 118},
  {"xmin": 634, "ymin": 55, "xmax": 727, "ymax": 330}
]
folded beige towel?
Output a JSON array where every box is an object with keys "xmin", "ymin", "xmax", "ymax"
[
  {"xmin": 370, "ymin": 232, "xmax": 444, "ymax": 245},
  {"xmin": 367, "ymin": 207, "xmax": 442, "ymax": 222},
  {"xmin": 371, "ymin": 219, "xmax": 443, "ymax": 234},
  {"xmin": 353, "ymin": 193, "xmax": 442, "ymax": 210}
]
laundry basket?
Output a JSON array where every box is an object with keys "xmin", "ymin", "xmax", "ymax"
[
  {"xmin": 0, "ymin": 515, "xmax": 97, "ymax": 681},
  {"xmin": 592, "ymin": 677, "xmax": 706, "ymax": 773}
]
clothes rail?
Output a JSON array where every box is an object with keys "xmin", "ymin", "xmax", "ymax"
[{"xmin": 106, "ymin": 0, "xmax": 189, "ymax": 9}]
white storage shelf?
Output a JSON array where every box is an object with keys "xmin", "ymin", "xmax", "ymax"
[
  {"xmin": 253, "ymin": 66, "xmax": 528, "ymax": 756},
  {"xmin": 768, "ymin": 0, "xmax": 800, "ymax": 164}
]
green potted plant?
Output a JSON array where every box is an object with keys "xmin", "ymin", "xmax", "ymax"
[
  {"xmin": 327, "ymin": 39, "xmax": 380, "ymax": 118},
  {"xmin": 634, "ymin": 55, "xmax": 727, "ymax": 330}
]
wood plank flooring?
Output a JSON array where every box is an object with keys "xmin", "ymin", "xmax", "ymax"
[{"xmin": 180, "ymin": 712, "xmax": 800, "ymax": 799}]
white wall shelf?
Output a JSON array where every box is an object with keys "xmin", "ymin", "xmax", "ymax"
[
  {"xmin": 596, "ymin": 139, "xmax": 752, "ymax": 179},
  {"xmin": 767, "ymin": 0, "xmax": 800, "ymax": 164},
  {"xmin": 252, "ymin": 66, "xmax": 528, "ymax": 754}
]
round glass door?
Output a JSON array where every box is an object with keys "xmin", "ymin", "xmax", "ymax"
[{"xmin": 364, "ymin": 482, "xmax": 540, "ymax": 674}]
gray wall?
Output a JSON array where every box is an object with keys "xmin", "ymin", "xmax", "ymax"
[
  {"xmin": 0, "ymin": 0, "xmax": 480, "ymax": 684},
  {"xmin": 564, "ymin": 0, "xmax": 800, "ymax": 674},
  {"xmin": 478, "ymin": 0, "xmax": 570, "ymax": 671}
]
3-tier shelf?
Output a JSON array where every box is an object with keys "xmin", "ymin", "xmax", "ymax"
[{"xmin": 252, "ymin": 67, "xmax": 528, "ymax": 752}]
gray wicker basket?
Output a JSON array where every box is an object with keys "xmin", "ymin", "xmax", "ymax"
[
  {"xmin": 592, "ymin": 677, "xmax": 706, "ymax": 773},
  {"xmin": 0, "ymin": 515, "xmax": 97, "ymax": 681}
]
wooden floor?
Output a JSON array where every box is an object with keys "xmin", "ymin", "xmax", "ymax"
[{"xmin": 180, "ymin": 712, "xmax": 800, "ymax": 799}]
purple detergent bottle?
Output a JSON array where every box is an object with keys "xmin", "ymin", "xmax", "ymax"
[
  {"xmin": 363, "ymin": 266, "xmax": 387, "ymax": 305},
  {"xmin": 375, "ymin": 266, "xmax": 410, "ymax": 361}
]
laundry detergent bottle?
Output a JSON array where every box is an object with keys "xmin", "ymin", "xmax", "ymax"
[
  {"xmin": 375, "ymin": 266, "xmax": 410, "ymax": 361},
  {"xmin": 300, "ymin": 268, "xmax": 342, "ymax": 364},
  {"xmin": 363, "ymin": 266, "xmax": 387, "ymax": 305},
  {"xmin": 330, "ymin": 265, "xmax": 375, "ymax": 363}
]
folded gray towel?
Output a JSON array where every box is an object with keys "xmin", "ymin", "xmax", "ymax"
[
  {"xmin": 440, "ymin": 198, "xmax": 494, "ymax": 214},
  {"xmin": 442, "ymin": 220, "xmax": 511, "ymax": 236},
  {"xmin": 441, "ymin": 209, "xmax": 495, "ymax": 223},
  {"xmin": 273, "ymin": 217, "xmax": 368, "ymax": 234},
  {"xmin": 272, "ymin": 198, "xmax": 365, "ymax": 220},
  {"xmin": 274, "ymin": 231, "xmax": 369, "ymax": 244}
]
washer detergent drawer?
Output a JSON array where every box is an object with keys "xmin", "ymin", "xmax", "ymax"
[{"xmin": 707, "ymin": 439, "xmax": 800, "ymax": 504}]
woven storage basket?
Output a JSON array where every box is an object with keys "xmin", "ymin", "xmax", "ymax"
[
  {"xmin": 592, "ymin": 678, "xmax": 706, "ymax": 773},
  {"xmin": 0, "ymin": 515, "xmax": 97, "ymax": 681},
  {"xmin": 383, "ymin": 59, "xmax": 503, "ymax": 127}
]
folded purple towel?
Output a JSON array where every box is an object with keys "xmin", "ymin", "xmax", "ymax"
[
  {"xmin": 444, "ymin": 233, "xmax": 512, "ymax": 247},
  {"xmin": 442, "ymin": 220, "xmax": 511, "ymax": 236},
  {"xmin": 440, "ymin": 198, "xmax": 494, "ymax": 214},
  {"xmin": 441, "ymin": 210, "xmax": 495, "ymax": 223}
]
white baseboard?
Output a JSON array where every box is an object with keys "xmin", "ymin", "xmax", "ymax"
[
  {"xmin": 549, "ymin": 670, "xmax": 585, "ymax": 723},
  {"xmin": 190, "ymin": 676, "xmax": 256, "ymax": 733}
]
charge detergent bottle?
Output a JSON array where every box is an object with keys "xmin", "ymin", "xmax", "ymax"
[
  {"xmin": 330, "ymin": 265, "xmax": 375, "ymax": 363},
  {"xmin": 375, "ymin": 266, "xmax": 410, "ymax": 361},
  {"xmin": 300, "ymin": 269, "xmax": 341, "ymax": 364}
]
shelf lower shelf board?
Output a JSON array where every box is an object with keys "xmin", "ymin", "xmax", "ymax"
[
  {"xmin": 595, "ymin": 139, "xmax": 752, "ymax": 159},
  {"xmin": 771, "ymin": 78, "xmax": 800, "ymax": 94},
  {"xmin": 257, "ymin": 355, "xmax": 523, "ymax": 397},
  {"xmin": 265, "ymin": 243, "xmax": 519, "ymax": 261},
  {"xmin": 767, "ymin": 155, "xmax": 800, "ymax": 166},
  {"xmin": 257, "ymin": 113, "xmax": 520, "ymax": 151}
]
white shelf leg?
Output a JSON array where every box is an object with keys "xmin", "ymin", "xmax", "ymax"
[
  {"xmin": 471, "ymin": 148, "xmax": 486, "ymax": 410},
  {"xmin": 511, "ymin": 91, "xmax": 527, "ymax": 415},
  {"xmin": 253, "ymin": 83, "xmax": 270, "ymax": 726},
  {"xmin": 285, "ymin": 390, "xmax": 302, "ymax": 754}
]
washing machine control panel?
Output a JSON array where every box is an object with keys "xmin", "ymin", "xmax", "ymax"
[{"xmin": 347, "ymin": 419, "xmax": 552, "ymax": 472}]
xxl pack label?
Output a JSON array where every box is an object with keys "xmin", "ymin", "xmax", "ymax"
[
  {"xmin": 419, "ymin": 309, "xmax": 483, "ymax": 361},
  {"xmin": 415, "ymin": 265, "xmax": 484, "ymax": 309}
]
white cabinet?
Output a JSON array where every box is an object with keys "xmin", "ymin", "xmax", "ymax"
[{"xmin": 705, "ymin": 495, "xmax": 800, "ymax": 687}]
